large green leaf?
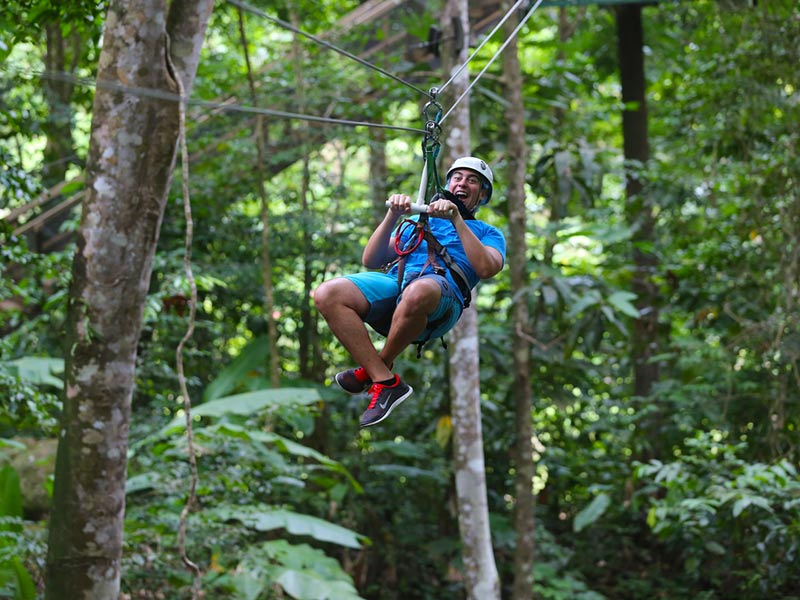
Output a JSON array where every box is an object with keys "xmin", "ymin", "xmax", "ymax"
[
  {"xmin": 131, "ymin": 387, "xmax": 322, "ymax": 452},
  {"xmin": 573, "ymin": 492, "xmax": 610, "ymax": 533},
  {"xmin": 125, "ymin": 471, "xmax": 161, "ymax": 495},
  {"xmin": 158, "ymin": 388, "xmax": 321, "ymax": 434},
  {"xmin": 606, "ymin": 290, "xmax": 640, "ymax": 318},
  {"xmin": 276, "ymin": 568, "xmax": 363, "ymax": 600},
  {"xmin": 231, "ymin": 540, "xmax": 365, "ymax": 600},
  {"xmin": 0, "ymin": 558, "xmax": 36, "ymax": 600},
  {"xmin": 192, "ymin": 388, "xmax": 320, "ymax": 417},
  {"xmin": 0, "ymin": 439, "xmax": 26, "ymax": 451},
  {"xmin": 225, "ymin": 426, "xmax": 362, "ymax": 492},
  {"xmin": 193, "ymin": 388, "xmax": 321, "ymax": 417},
  {"xmin": 0, "ymin": 467, "xmax": 34, "ymax": 599},
  {"xmin": 566, "ymin": 290, "xmax": 601, "ymax": 319},
  {"xmin": 5, "ymin": 357, "xmax": 64, "ymax": 388},
  {"xmin": 202, "ymin": 336, "xmax": 270, "ymax": 402},
  {"xmin": 732, "ymin": 495, "xmax": 774, "ymax": 518},
  {"xmin": 206, "ymin": 504, "xmax": 368, "ymax": 549},
  {"xmin": 0, "ymin": 466, "xmax": 22, "ymax": 520}
]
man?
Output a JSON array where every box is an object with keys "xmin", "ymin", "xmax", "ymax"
[{"xmin": 314, "ymin": 157, "xmax": 506, "ymax": 427}]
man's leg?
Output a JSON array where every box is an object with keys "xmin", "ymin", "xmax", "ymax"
[
  {"xmin": 314, "ymin": 277, "xmax": 393, "ymax": 382},
  {"xmin": 353, "ymin": 278, "xmax": 440, "ymax": 427},
  {"xmin": 380, "ymin": 277, "xmax": 442, "ymax": 366}
]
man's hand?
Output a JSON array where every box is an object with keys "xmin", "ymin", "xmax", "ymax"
[
  {"xmin": 386, "ymin": 193, "xmax": 413, "ymax": 216},
  {"xmin": 427, "ymin": 197, "xmax": 458, "ymax": 221}
]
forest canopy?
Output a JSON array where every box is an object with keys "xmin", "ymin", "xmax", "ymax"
[{"xmin": 1, "ymin": 0, "xmax": 799, "ymax": 599}]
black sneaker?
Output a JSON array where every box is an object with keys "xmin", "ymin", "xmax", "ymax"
[
  {"xmin": 359, "ymin": 376, "xmax": 413, "ymax": 428},
  {"xmin": 335, "ymin": 366, "xmax": 372, "ymax": 394}
]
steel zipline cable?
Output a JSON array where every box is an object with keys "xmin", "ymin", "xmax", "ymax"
[
  {"xmin": 3, "ymin": 1, "xmax": 550, "ymax": 142},
  {"xmin": 437, "ymin": 0, "xmax": 531, "ymax": 96},
  {"xmin": 228, "ymin": 0, "xmax": 548, "ymax": 126},
  {"xmin": 441, "ymin": 0, "xmax": 546, "ymax": 123},
  {"xmin": 226, "ymin": 0, "xmax": 433, "ymax": 100},
  {"xmin": 2, "ymin": 66, "xmax": 428, "ymax": 135}
]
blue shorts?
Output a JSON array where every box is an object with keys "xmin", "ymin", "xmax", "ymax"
[{"xmin": 344, "ymin": 271, "xmax": 463, "ymax": 342}]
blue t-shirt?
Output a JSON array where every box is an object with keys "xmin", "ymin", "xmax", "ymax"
[{"xmin": 389, "ymin": 216, "xmax": 506, "ymax": 305}]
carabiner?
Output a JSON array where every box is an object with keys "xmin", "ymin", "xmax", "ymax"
[{"xmin": 423, "ymin": 87, "xmax": 443, "ymax": 129}]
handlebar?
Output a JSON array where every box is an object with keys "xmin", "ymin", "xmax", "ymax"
[{"xmin": 385, "ymin": 201, "xmax": 429, "ymax": 214}]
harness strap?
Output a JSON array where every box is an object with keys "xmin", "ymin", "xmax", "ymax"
[
  {"xmin": 392, "ymin": 208, "xmax": 472, "ymax": 310},
  {"xmin": 421, "ymin": 228, "xmax": 472, "ymax": 309}
]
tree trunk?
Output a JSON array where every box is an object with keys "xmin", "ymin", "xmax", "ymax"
[
  {"xmin": 290, "ymin": 7, "xmax": 316, "ymax": 382},
  {"xmin": 442, "ymin": 1, "xmax": 500, "ymax": 598},
  {"xmin": 501, "ymin": 3, "xmax": 534, "ymax": 598},
  {"xmin": 237, "ymin": 8, "xmax": 280, "ymax": 387},
  {"xmin": 368, "ymin": 120, "xmax": 388, "ymax": 226},
  {"xmin": 36, "ymin": 23, "xmax": 79, "ymax": 252},
  {"xmin": 616, "ymin": 4, "xmax": 659, "ymax": 402},
  {"xmin": 44, "ymin": 1, "xmax": 213, "ymax": 597}
]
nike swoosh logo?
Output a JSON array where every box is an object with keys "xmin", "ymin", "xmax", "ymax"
[{"xmin": 379, "ymin": 400, "xmax": 389, "ymax": 409}]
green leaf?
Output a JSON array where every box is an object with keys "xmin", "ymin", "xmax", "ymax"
[
  {"xmin": 202, "ymin": 336, "xmax": 270, "ymax": 402},
  {"xmin": 732, "ymin": 497, "xmax": 750, "ymax": 517},
  {"xmin": 0, "ymin": 439, "xmax": 26, "ymax": 451},
  {"xmin": 197, "ymin": 388, "xmax": 321, "ymax": 417},
  {"xmin": 369, "ymin": 439, "xmax": 428, "ymax": 459},
  {"xmin": 11, "ymin": 557, "xmax": 36, "ymax": 600},
  {"xmin": 705, "ymin": 541, "xmax": 726, "ymax": 555},
  {"xmin": 5, "ymin": 357, "xmax": 64, "ymax": 388},
  {"xmin": 369, "ymin": 464, "xmax": 446, "ymax": 482},
  {"xmin": 573, "ymin": 492, "xmax": 610, "ymax": 532},
  {"xmin": 0, "ymin": 466, "xmax": 23, "ymax": 520},
  {"xmin": 606, "ymin": 291, "xmax": 640, "ymax": 318},
  {"xmin": 132, "ymin": 388, "xmax": 322, "ymax": 451},
  {"xmin": 0, "ymin": 558, "xmax": 36, "ymax": 600},
  {"xmin": 217, "ymin": 425, "xmax": 363, "ymax": 492},
  {"xmin": 60, "ymin": 178, "xmax": 85, "ymax": 195},
  {"xmin": 206, "ymin": 504, "xmax": 368, "ymax": 549},
  {"xmin": 732, "ymin": 495, "xmax": 773, "ymax": 517},
  {"xmin": 646, "ymin": 506, "xmax": 657, "ymax": 529},
  {"xmin": 601, "ymin": 305, "xmax": 626, "ymax": 334},
  {"xmin": 276, "ymin": 568, "xmax": 364, "ymax": 600},
  {"xmin": 233, "ymin": 541, "xmax": 365, "ymax": 600},
  {"xmin": 125, "ymin": 472, "xmax": 161, "ymax": 495},
  {"xmin": 566, "ymin": 290, "xmax": 601, "ymax": 319},
  {"xmin": 162, "ymin": 388, "xmax": 320, "ymax": 434}
]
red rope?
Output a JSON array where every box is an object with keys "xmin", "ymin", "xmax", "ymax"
[{"xmin": 394, "ymin": 217, "xmax": 426, "ymax": 257}]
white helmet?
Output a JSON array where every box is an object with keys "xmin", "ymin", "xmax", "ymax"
[{"xmin": 446, "ymin": 156, "xmax": 493, "ymax": 204}]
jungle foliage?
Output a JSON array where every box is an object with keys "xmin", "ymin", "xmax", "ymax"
[{"xmin": 1, "ymin": 0, "xmax": 799, "ymax": 598}]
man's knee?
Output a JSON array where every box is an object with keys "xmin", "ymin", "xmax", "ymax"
[
  {"xmin": 313, "ymin": 279, "xmax": 341, "ymax": 314},
  {"xmin": 314, "ymin": 278, "xmax": 364, "ymax": 315},
  {"xmin": 397, "ymin": 279, "xmax": 440, "ymax": 314}
]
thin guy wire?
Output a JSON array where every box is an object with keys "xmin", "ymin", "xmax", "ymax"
[
  {"xmin": 441, "ymin": 0, "xmax": 545, "ymax": 124},
  {"xmin": 226, "ymin": 0, "xmax": 433, "ymax": 99},
  {"xmin": 438, "ymin": 0, "xmax": 529, "ymax": 96},
  {"xmin": 4, "ymin": 66, "xmax": 427, "ymax": 135}
]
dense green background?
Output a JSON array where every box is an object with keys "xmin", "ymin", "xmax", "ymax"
[{"xmin": 2, "ymin": 0, "xmax": 799, "ymax": 598}]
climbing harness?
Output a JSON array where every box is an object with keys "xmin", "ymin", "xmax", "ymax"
[
  {"xmin": 382, "ymin": 89, "xmax": 485, "ymax": 356},
  {"xmin": 390, "ymin": 90, "xmax": 472, "ymax": 307}
]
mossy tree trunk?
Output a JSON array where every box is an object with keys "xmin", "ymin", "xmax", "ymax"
[
  {"xmin": 442, "ymin": 0, "xmax": 501, "ymax": 598},
  {"xmin": 44, "ymin": 1, "xmax": 213, "ymax": 597}
]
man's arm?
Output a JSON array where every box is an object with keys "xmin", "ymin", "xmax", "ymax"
[
  {"xmin": 453, "ymin": 217, "xmax": 504, "ymax": 279},
  {"xmin": 426, "ymin": 197, "xmax": 504, "ymax": 279}
]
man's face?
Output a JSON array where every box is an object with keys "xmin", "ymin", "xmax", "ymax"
[{"xmin": 447, "ymin": 168, "xmax": 486, "ymax": 210}]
